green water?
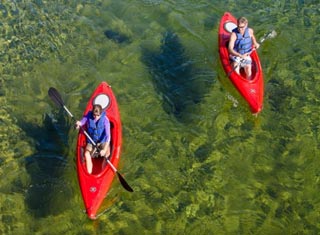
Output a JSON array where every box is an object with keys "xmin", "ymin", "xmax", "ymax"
[{"xmin": 0, "ymin": 0, "xmax": 319, "ymax": 234}]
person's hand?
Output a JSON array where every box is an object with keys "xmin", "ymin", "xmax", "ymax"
[
  {"xmin": 100, "ymin": 149, "xmax": 106, "ymax": 157},
  {"xmin": 239, "ymin": 54, "xmax": 249, "ymax": 63},
  {"xmin": 255, "ymin": 43, "xmax": 260, "ymax": 49},
  {"xmin": 75, "ymin": 121, "xmax": 81, "ymax": 130},
  {"xmin": 242, "ymin": 53, "xmax": 251, "ymax": 59},
  {"xmin": 234, "ymin": 56, "xmax": 241, "ymax": 63}
]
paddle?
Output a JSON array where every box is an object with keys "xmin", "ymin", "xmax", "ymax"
[
  {"xmin": 228, "ymin": 29, "xmax": 277, "ymax": 76},
  {"xmin": 48, "ymin": 87, "xmax": 134, "ymax": 193}
]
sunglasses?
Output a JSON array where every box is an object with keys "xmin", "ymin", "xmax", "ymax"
[{"xmin": 237, "ymin": 23, "xmax": 247, "ymax": 29}]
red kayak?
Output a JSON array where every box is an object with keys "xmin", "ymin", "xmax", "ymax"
[
  {"xmin": 76, "ymin": 82, "xmax": 122, "ymax": 219},
  {"xmin": 218, "ymin": 12, "xmax": 263, "ymax": 114}
]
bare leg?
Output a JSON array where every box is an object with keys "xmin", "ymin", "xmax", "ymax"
[
  {"xmin": 101, "ymin": 144, "xmax": 111, "ymax": 169},
  {"xmin": 232, "ymin": 61, "xmax": 240, "ymax": 74},
  {"xmin": 105, "ymin": 144, "xmax": 110, "ymax": 158},
  {"xmin": 244, "ymin": 64, "xmax": 252, "ymax": 80},
  {"xmin": 84, "ymin": 144, "xmax": 93, "ymax": 174},
  {"xmin": 85, "ymin": 150, "xmax": 93, "ymax": 174}
]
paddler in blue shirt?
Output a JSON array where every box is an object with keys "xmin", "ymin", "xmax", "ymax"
[
  {"xmin": 75, "ymin": 104, "xmax": 111, "ymax": 174},
  {"xmin": 228, "ymin": 16, "xmax": 260, "ymax": 80}
]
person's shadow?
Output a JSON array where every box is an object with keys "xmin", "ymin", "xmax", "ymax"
[
  {"xmin": 21, "ymin": 111, "xmax": 73, "ymax": 218},
  {"xmin": 141, "ymin": 31, "xmax": 213, "ymax": 122}
]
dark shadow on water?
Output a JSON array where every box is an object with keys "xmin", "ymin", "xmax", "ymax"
[
  {"xmin": 141, "ymin": 30, "xmax": 213, "ymax": 122},
  {"xmin": 19, "ymin": 111, "xmax": 73, "ymax": 218},
  {"xmin": 104, "ymin": 29, "xmax": 131, "ymax": 44},
  {"xmin": 267, "ymin": 78, "xmax": 292, "ymax": 113}
]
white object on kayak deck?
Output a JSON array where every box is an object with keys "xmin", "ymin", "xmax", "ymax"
[
  {"xmin": 93, "ymin": 94, "xmax": 110, "ymax": 110},
  {"xmin": 224, "ymin": 22, "xmax": 237, "ymax": 33}
]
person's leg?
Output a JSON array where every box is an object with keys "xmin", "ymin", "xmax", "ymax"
[
  {"xmin": 229, "ymin": 55, "xmax": 241, "ymax": 75},
  {"xmin": 244, "ymin": 64, "xmax": 252, "ymax": 80},
  {"xmin": 101, "ymin": 143, "xmax": 111, "ymax": 169},
  {"xmin": 243, "ymin": 56, "xmax": 252, "ymax": 80},
  {"xmin": 104, "ymin": 143, "xmax": 110, "ymax": 158},
  {"xmin": 232, "ymin": 61, "xmax": 240, "ymax": 74},
  {"xmin": 98, "ymin": 143, "xmax": 110, "ymax": 158},
  {"xmin": 85, "ymin": 144, "xmax": 93, "ymax": 174}
]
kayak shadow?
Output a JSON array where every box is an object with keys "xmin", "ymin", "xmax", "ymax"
[
  {"xmin": 141, "ymin": 30, "xmax": 212, "ymax": 122},
  {"xmin": 20, "ymin": 112, "xmax": 72, "ymax": 218}
]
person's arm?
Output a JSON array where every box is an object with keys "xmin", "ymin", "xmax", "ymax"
[
  {"xmin": 100, "ymin": 118, "xmax": 111, "ymax": 157},
  {"xmin": 228, "ymin": 32, "xmax": 240, "ymax": 56},
  {"xmin": 104, "ymin": 118, "xmax": 111, "ymax": 144},
  {"xmin": 250, "ymin": 28, "xmax": 260, "ymax": 49},
  {"xmin": 75, "ymin": 116, "xmax": 87, "ymax": 129}
]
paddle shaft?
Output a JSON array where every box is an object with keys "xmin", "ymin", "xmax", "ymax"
[{"xmin": 48, "ymin": 87, "xmax": 133, "ymax": 192}]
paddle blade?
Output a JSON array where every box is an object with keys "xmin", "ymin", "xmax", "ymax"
[
  {"xmin": 260, "ymin": 30, "xmax": 277, "ymax": 43},
  {"xmin": 269, "ymin": 30, "xmax": 277, "ymax": 38},
  {"xmin": 48, "ymin": 87, "xmax": 65, "ymax": 108},
  {"xmin": 117, "ymin": 172, "xmax": 134, "ymax": 192}
]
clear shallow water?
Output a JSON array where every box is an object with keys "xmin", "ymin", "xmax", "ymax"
[{"xmin": 0, "ymin": 0, "xmax": 319, "ymax": 234}]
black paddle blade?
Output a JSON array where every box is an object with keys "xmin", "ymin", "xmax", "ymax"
[
  {"xmin": 48, "ymin": 87, "xmax": 64, "ymax": 108},
  {"xmin": 117, "ymin": 172, "xmax": 134, "ymax": 192}
]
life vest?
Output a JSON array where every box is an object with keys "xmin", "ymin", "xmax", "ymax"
[
  {"xmin": 86, "ymin": 111, "xmax": 108, "ymax": 143},
  {"xmin": 232, "ymin": 27, "xmax": 252, "ymax": 54}
]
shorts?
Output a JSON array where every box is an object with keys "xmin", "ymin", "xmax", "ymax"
[
  {"xmin": 85, "ymin": 143, "xmax": 107, "ymax": 155},
  {"xmin": 229, "ymin": 55, "xmax": 252, "ymax": 68}
]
